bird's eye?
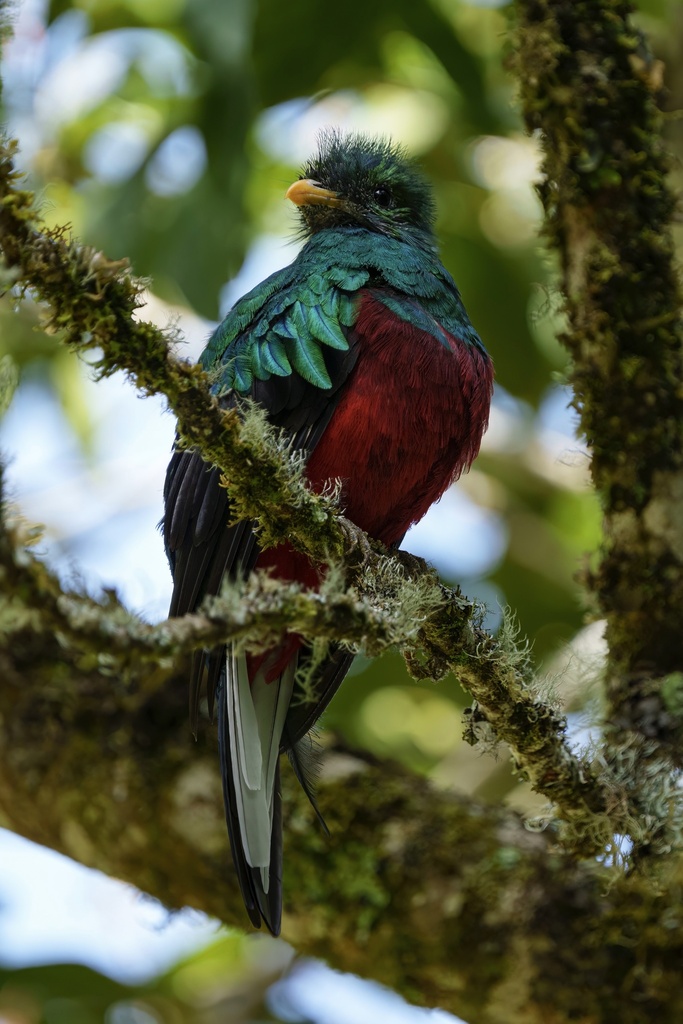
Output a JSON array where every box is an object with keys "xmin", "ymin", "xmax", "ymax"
[{"xmin": 373, "ymin": 186, "xmax": 392, "ymax": 208}]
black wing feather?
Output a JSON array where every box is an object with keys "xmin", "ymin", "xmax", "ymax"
[
  {"xmin": 163, "ymin": 332, "xmax": 361, "ymax": 933},
  {"xmin": 285, "ymin": 647, "xmax": 356, "ymax": 747}
]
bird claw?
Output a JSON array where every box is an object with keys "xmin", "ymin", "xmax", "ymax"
[{"xmin": 338, "ymin": 516, "xmax": 377, "ymax": 565}]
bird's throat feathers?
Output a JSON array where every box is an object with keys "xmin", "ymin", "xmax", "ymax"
[
  {"xmin": 201, "ymin": 224, "xmax": 486, "ymax": 396},
  {"xmin": 298, "ymin": 227, "xmax": 485, "ymax": 352}
]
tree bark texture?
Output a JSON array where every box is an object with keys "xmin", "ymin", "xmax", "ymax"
[
  {"xmin": 4, "ymin": 622, "xmax": 683, "ymax": 1024},
  {"xmin": 0, "ymin": 0, "xmax": 682, "ymax": 1022}
]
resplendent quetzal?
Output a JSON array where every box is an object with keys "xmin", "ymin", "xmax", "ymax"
[{"xmin": 163, "ymin": 131, "xmax": 494, "ymax": 936}]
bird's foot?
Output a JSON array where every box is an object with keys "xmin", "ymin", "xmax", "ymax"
[{"xmin": 338, "ymin": 516, "xmax": 380, "ymax": 567}]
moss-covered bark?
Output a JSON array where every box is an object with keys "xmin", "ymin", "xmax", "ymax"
[
  {"xmin": 0, "ymin": 136, "xmax": 612, "ymax": 838},
  {"xmin": 4, "ymin": 617, "xmax": 683, "ymax": 1024},
  {"xmin": 1, "ymin": 0, "xmax": 683, "ymax": 1019},
  {"xmin": 516, "ymin": 0, "xmax": 683, "ymax": 857},
  {"xmin": 516, "ymin": 0, "xmax": 683, "ymax": 693}
]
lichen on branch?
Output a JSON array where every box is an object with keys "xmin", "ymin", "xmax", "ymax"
[
  {"xmin": 0, "ymin": 129, "xmax": 615, "ymax": 842},
  {"xmin": 516, "ymin": 0, "xmax": 683, "ymax": 855},
  {"xmin": 1, "ymin": 0, "xmax": 683, "ymax": 1015}
]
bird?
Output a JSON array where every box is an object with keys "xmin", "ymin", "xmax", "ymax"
[{"xmin": 163, "ymin": 130, "xmax": 494, "ymax": 937}]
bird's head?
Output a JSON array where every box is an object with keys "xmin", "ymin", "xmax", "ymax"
[{"xmin": 286, "ymin": 130, "xmax": 437, "ymax": 250}]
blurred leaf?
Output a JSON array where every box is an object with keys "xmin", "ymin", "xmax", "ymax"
[
  {"xmin": 50, "ymin": 350, "xmax": 95, "ymax": 455},
  {"xmin": 253, "ymin": 0, "xmax": 496, "ymax": 135},
  {"xmin": 0, "ymin": 354, "xmax": 19, "ymax": 419},
  {"xmin": 0, "ymin": 963, "xmax": 133, "ymax": 1024},
  {"xmin": 0, "ymin": 929, "xmax": 291, "ymax": 1023}
]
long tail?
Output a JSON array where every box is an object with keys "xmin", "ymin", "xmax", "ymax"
[{"xmin": 217, "ymin": 648, "xmax": 295, "ymax": 936}]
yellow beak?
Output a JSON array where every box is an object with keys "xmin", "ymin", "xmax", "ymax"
[{"xmin": 285, "ymin": 178, "xmax": 344, "ymax": 209}]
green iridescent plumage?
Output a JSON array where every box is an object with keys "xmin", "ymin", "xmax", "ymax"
[{"xmin": 201, "ymin": 225, "xmax": 484, "ymax": 396}]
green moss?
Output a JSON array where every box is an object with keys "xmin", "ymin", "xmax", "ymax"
[
  {"xmin": 661, "ymin": 673, "xmax": 683, "ymax": 715},
  {"xmin": 515, "ymin": 0, "xmax": 683, "ymax": 862}
]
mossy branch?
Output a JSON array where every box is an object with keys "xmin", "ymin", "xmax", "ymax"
[
  {"xmin": 0, "ymin": 0, "xmax": 683, "ymax": 1016},
  {"xmin": 0, "ymin": 132, "xmax": 614, "ymax": 841},
  {"xmin": 516, "ymin": 0, "xmax": 683, "ymax": 855},
  {"xmin": 4, "ymin": 646, "xmax": 683, "ymax": 1024},
  {"xmin": 2, "ymin": 502, "xmax": 683, "ymax": 1021}
]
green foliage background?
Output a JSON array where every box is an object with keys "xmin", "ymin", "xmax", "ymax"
[{"xmin": 0, "ymin": 0, "xmax": 682, "ymax": 1020}]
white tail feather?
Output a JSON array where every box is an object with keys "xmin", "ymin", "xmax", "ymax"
[
  {"xmin": 230, "ymin": 651, "xmax": 262, "ymax": 790},
  {"xmin": 227, "ymin": 647, "xmax": 296, "ymax": 883}
]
